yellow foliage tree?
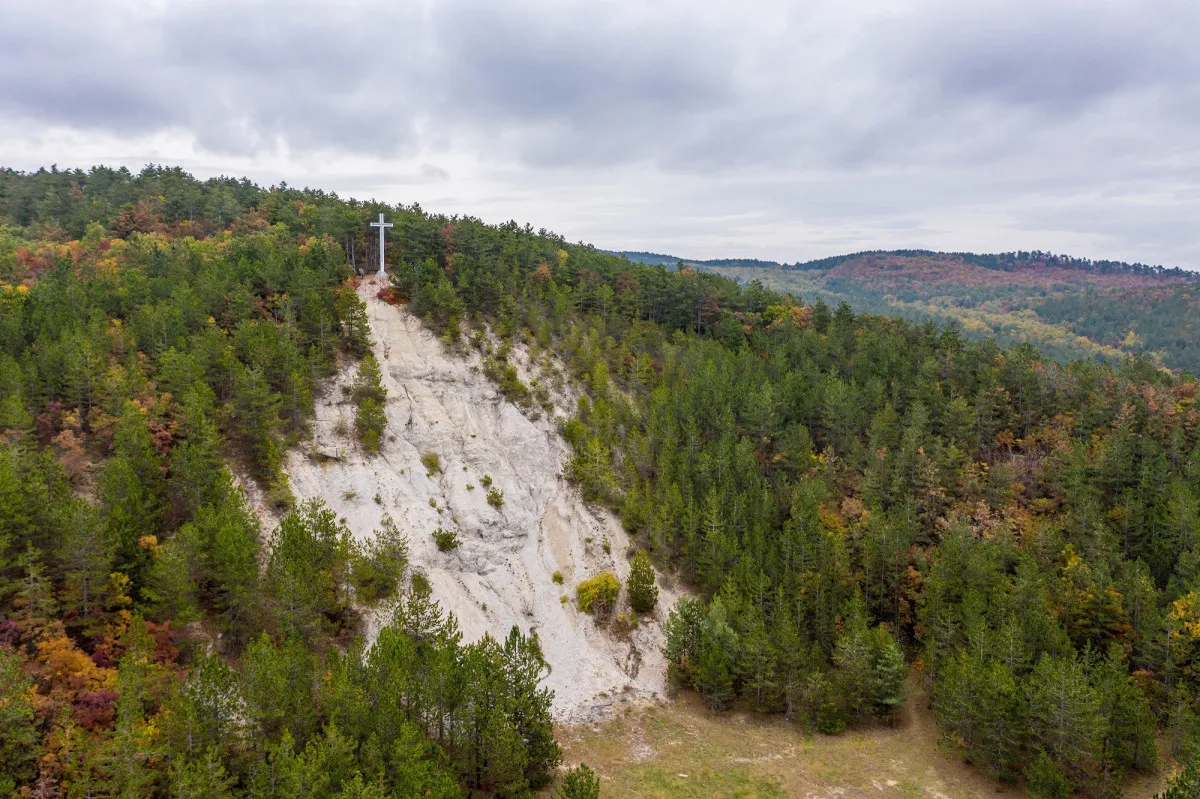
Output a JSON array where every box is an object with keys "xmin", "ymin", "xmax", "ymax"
[
  {"xmin": 576, "ymin": 572, "xmax": 620, "ymax": 615},
  {"xmin": 1169, "ymin": 591, "xmax": 1200, "ymax": 690}
]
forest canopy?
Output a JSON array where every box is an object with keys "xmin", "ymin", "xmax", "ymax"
[{"xmin": 1, "ymin": 164, "xmax": 1199, "ymax": 797}]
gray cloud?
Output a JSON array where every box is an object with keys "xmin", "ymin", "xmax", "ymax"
[
  {"xmin": 891, "ymin": 1, "xmax": 1200, "ymax": 109},
  {"xmin": 2, "ymin": 0, "xmax": 1200, "ymax": 266}
]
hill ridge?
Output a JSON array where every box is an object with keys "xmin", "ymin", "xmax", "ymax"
[
  {"xmin": 614, "ymin": 248, "xmax": 1199, "ymax": 279},
  {"xmin": 614, "ymin": 248, "xmax": 1200, "ymax": 371}
]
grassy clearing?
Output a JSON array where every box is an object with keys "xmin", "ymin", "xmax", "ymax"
[{"xmin": 555, "ymin": 692, "xmax": 1173, "ymax": 799}]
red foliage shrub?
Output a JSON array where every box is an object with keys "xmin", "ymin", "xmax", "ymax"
[
  {"xmin": 231, "ymin": 207, "xmax": 270, "ymax": 235},
  {"xmin": 53, "ymin": 429, "xmax": 88, "ymax": 480},
  {"xmin": 148, "ymin": 417, "xmax": 178, "ymax": 455},
  {"xmin": 145, "ymin": 621, "xmax": 179, "ymax": 665},
  {"xmin": 113, "ymin": 199, "xmax": 166, "ymax": 238},
  {"xmin": 377, "ymin": 286, "xmax": 405, "ymax": 305},
  {"xmin": 74, "ymin": 690, "xmax": 118, "ymax": 730},
  {"xmin": 0, "ymin": 617, "xmax": 20, "ymax": 646},
  {"xmin": 89, "ymin": 644, "xmax": 116, "ymax": 670},
  {"xmin": 36, "ymin": 400, "xmax": 64, "ymax": 442},
  {"xmin": 173, "ymin": 219, "xmax": 210, "ymax": 240}
]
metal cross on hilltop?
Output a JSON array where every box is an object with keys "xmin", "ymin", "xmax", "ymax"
[{"xmin": 370, "ymin": 213, "xmax": 393, "ymax": 277}]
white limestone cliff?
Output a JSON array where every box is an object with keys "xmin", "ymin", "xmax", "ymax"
[{"xmin": 277, "ymin": 276, "xmax": 673, "ymax": 721}]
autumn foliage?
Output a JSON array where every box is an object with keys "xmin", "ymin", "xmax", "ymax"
[
  {"xmin": 376, "ymin": 285, "xmax": 404, "ymax": 305},
  {"xmin": 3, "ymin": 163, "xmax": 1199, "ymax": 797}
]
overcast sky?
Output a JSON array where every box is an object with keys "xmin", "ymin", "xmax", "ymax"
[{"xmin": 3, "ymin": 0, "xmax": 1199, "ymax": 267}]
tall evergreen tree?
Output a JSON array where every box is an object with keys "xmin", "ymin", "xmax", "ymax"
[{"xmin": 627, "ymin": 549, "xmax": 659, "ymax": 613}]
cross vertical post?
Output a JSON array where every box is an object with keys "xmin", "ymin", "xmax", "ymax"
[{"xmin": 369, "ymin": 213, "xmax": 393, "ymax": 277}]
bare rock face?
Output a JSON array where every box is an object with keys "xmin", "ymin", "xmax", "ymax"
[{"xmin": 280, "ymin": 277, "xmax": 673, "ymax": 721}]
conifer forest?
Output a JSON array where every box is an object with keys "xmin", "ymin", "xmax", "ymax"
[{"xmin": 1, "ymin": 165, "xmax": 1199, "ymax": 797}]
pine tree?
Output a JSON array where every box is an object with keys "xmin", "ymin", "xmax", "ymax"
[
  {"xmin": 336, "ymin": 287, "xmax": 373, "ymax": 355},
  {"xmin": 1025, "ymin": 748, "xmax": 1071, "ymax": 799},
  {"xmin": 695, "ymin": 633, "xmax": 735, "ymax": 711},
  {"xmin": 691, "ymin": 599, "xmax": 737, "ymax": 711},
  {"xmin": 196, "ymin": 502, "xmax": 261, "ymax": 645},
  {"xmin": 570, "ymin": 438, "xmax": 616, "ymax": 501},
  {"xmin": 356, "ymin": 397, "xmax": 387, "ymax": 453},
  {"xmin": 267, "ymin": 500, "xmax": 360, "ymax": 640},
  {"xmin": 664, "ymin": 597, "xmax": 706, "ymax": 687},
  {"xmin": 501, "ymin": 626, "xmax": 560, "ymax": 788},
  {"xmin": 697, "ymin": 487, "xmax": 735, "ymax": 592},
  {"xmin": 296, "ymin": 723, "xmax": 359, "ymax": 796},
  {"xmin": 334, "ymin": 773, "xmax": 395, "ymax": 798},
  {"xmin": 556, "ymin": 764, "xmax": 601, "ymax": 799},
  {"xmin": 14, "ymin": 544, "xmax": 56, "ymax": 635},
  {"xmin": 385, "ymin": 723, "xmax": 462, "ymax": 798},
  {"xmin": 232, "ymin": 365, "xmax": 283, "ymax": 478},
  {"xmin": 1026, "ymin": 654, "xmax": 1105, "ymax": 793},
  {"xmin": 737, "ymin": 611, "xmax": 781, "ymax": 712},
  {"xmin": 457, "ymin": 635, "xmax": 530, "ymax": 796},
  {"xmin": 832, "ymin": 595, "xmax": 874, "ymax": 722},
  {"xmin": 353, "ymin": 513, "xmax": 409, "ymax": 604},
  {"xmin": 102, "ymin": 650, "xmax": 164, "ymax": 797},
  {"xmin": 143, "ymin": 536, "xmax": 200, "ymax": 625},
  {"xmin": 353, "ymin": 354, "xmax": 387, "ymax": 404},
  {"xmin": 806, "ymin": 667, "xmax": 845, "ymax": 735},
  {"xmin": 99, "ymin": 404, "xmax": 165, "ymax": 590},
  {"xmin": 770, "ymin": 596, "xmax": 807, "ymax": 720},
  {"xmin": 240, "ymin": 635, "xmax": 320, "ymax": 748},
  {"xmin": 354, "ymin": 355, "xmax": 387, "ymax": 452},
  {"xmin": 0, "ymin": 646, "xmax": 40, "ymax": 791},
  {"xmin": 169, "ymin": 391, "xmax": 229, "ymax": 515},
  {"xmin": 971, "ymin": 659, "xmax": 1025, "ymax": 781},
  {"xmin": 167, "ymin": 748, "xmax": 236, "ymax": 799},
  {"xmin": 163, "ymin": 655, "xmax": 241, "ymax": 760},
  {"xmin": 1093, "ymin": 646, "xmax": 1157, "ymax": 775},
  {"xmin": 627, "ymin": 549, "xmax": 658, "ymax": 613},
  {"xmin": 869, "ymin": 625, "xmax": 908, "ymax": 722},
  {"xmin": 932, "ymin": 651, "xmax": 1025, "ymax": 780},
  {"xmin": 57, "ymin": 503, "xmax": 113, "ymax": 627}
]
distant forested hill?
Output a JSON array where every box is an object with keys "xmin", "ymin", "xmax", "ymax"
[
  {"xmin": 617, "ymin": 249, "xmax": 1200, "ymax": 371},
  {"xmin": 612, "ymin": 250, "xmax": 786, "ymax": 270}
]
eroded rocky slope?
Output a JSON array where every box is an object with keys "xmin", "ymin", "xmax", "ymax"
[{"xmin": 279, "ymin": 276, "xmax": 672, "ymax": 721}]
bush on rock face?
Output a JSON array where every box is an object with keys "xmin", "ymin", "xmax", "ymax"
[
  {"xmin": 576, "ymin": 572, "xmax": 620, "ymax": 615},
  {"xmin": 432, "ymin": 527, "xmax": 460, "ymax": 552}
]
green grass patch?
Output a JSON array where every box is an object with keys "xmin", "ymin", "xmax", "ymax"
[{"xmin": 619, "ymin": 766, "xmax": 787, "ymax": 798}]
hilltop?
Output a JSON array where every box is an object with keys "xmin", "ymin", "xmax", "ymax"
[
  {"xmin": 616, "ymin": 248, "xmax": 1200, "ymax": 371},
  {"xmin": 0, "ymin": 165, "xmax": 1195, "ymax": 798}
]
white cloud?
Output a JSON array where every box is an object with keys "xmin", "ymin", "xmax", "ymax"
[{"xmin": 1, "ymin": 0, "xmax": 1198, "ymax": 267}]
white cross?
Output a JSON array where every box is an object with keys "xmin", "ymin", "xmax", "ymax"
[{"xmin": 369, "ymin": 213, "xmax": 393, "ymax": 276}]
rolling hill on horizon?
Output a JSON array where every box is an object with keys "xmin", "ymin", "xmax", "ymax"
[{"xmin": 615, "ymin": 248, "xmax": 1200, "ymax": 372}]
